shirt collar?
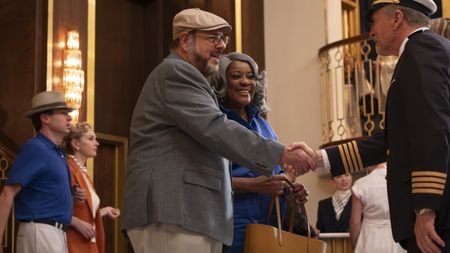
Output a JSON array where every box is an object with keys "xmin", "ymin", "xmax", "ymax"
[
  {"xmin": 398, "ymin": 26, "xmax": 429, "ymax": 57},
  {"xmin": 36, "ymin": 133, "xmax": 61, "ymax": 150},
  {"xmin": 220, "ymin": 105, "xmax": 259, "ymax": 124}
]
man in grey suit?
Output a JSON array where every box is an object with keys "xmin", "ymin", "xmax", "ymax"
[{"xmin": 122, "ymin": 8, "xmax": 315, "ymax": 253}]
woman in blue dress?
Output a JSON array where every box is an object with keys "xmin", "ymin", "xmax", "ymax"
[{"xmin": 210, "ymin": 52, "xmax": 308, "ymax": 253}]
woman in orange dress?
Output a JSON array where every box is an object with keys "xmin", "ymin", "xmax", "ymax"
[{"xmin": 64, "ymin": 122, "xmax": 120, "ymax": 253}]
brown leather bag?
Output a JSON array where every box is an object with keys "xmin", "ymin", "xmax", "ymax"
[{"xmin": 243, "ymin": 196, "xmax": 327, "ymax": 253}]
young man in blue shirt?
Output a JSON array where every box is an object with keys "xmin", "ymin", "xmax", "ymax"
[{"xmin": 0, "ymin": 91, "xmax": 74, "ymax": 253}]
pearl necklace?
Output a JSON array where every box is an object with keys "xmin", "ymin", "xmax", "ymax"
[{"xmin": 69, "ymin": 155, "xmax": 88, "ymax": 174}]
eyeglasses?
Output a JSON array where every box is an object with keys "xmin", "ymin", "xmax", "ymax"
[{"xmin": 195, "ymin": 32, "xmax": 231, "ymax": 46}]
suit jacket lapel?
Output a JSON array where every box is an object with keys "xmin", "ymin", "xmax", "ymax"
[{"xmin": 71, "ymin": 159, "xmax": 95, "ymax": 218}]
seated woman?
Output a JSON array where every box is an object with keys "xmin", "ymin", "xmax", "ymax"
[
  {"xmin": 64, "ymin": 122, "xmax": 120, "ymax": 253},
  {"xmin": 210, "ymin": 52, "xmax": 308, "ymax": 253}
]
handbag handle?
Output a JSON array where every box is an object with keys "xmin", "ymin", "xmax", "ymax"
[
  {"xmin": 275, "ymin": 196, "xmax": 283, "ymax": 246},
  {"xmin": 266, "ymin": 196, "xmax": 284, "ymax": 246},
  {"xmin": 282, "ymin": 177, "xmax": 312, "ymax": 238},
  {"xmin": 283, "ymin": 178, "xmax": 314, "ymax": 253},
  {"xmin": 272, "ymin": 196, "xmax": 313, "ymax": 247},
  {"xmin": 267, "ymin": 178, "xmax": 314, "ymax": 250}
]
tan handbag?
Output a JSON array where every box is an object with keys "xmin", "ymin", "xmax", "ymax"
[{"xmin": 243, "ymin": 196, "xmax": 327, "ymax": 253}]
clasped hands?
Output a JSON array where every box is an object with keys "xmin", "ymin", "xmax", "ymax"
[
  {"xmin": 279, "ymin": 142, "xmax": 321, "ymax": 178},
  {"xmin": 256, "ymin": 174, "xmax": 309, "ymax": 204}
]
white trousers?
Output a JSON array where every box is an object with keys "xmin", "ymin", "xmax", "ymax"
[
  {"xmin": 16, "ymin": 222, "xmax": 68, "ymax": 253},
  {"xmin": 127, "ymin": 223, "xmax": 223, "ymax": 253}
]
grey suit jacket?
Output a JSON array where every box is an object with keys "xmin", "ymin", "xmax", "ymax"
[{"xmin": 121, "ymin": 52, "xmax": 285, "ymax": 245}]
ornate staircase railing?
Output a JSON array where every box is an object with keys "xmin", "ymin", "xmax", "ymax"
[
  {"xmin": 0, "ymin": 133, "xmax": 17, "ymax": 253},
  {"xmin": 318, "ymin": 33, "xmax": 398, "ymax": 147}
]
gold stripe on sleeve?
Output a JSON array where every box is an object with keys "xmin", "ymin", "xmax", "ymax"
[
  {"xmin": 412, "ymin": 177, "xmax": 446, "ymax": 184},
  {"xmin": 412, "ymin": 188, "xmax": 444, "ymax": 195},
  {"xmin": 412, "ymin": 171, "xmax": 447, "ymax": 179},
  {"xmin": 351, "ymin": 141, "xmax": 364, "ymax": 171},
  {"xmin": 412, "ymin": 182, "xmax": 445, "ymax": 190},
  {"xmin": 347, "ymin": 142, "xmax": 360, "ymax": 172},
  {"xmin": 342, "ymin": 143, "xmax": 355, "ymax": 173},
  {"xmin": 338, "ymin": 145, "xmax": 350, "ymax": 174}
]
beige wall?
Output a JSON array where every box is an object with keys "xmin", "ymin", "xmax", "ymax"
[{"xmin": 264, "ymin": 0, "xmax": 334, "ymax": 226}]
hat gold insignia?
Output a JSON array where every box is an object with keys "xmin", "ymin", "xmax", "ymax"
[{"xmin": 371, "ymin": 0, "xmax": 400, "ymax": 7}]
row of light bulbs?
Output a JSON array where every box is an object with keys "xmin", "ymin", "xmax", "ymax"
[{"xmin": 62, "ymin": 31, "xmax": 84, "ymax": 123}]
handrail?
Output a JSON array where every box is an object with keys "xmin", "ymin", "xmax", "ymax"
[
  {"xmin": 318, "ymin": 33, "xmax": 371, "ymax": 55},
  {"xmin": 317, "ymin": 32, "xmax": 393, "ymax": 146},
  {"xmin": 317, "ymin": 19, "xmax": 447, "ymax": 174}
]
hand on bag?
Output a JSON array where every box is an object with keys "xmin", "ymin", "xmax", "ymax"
[
  {"xmin": 289, "ymin": 183, "xmax": 309, "ymax": 204},
  {"xmin": 281, "ymin": 174, "xmax": 309, "ymax": 204},
  {"xmin": 253, "ymin": 175, "xmax": 285, "ymax": 196}
]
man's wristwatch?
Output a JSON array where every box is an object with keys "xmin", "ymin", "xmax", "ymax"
[{"xmin": 414, "ymin": 208, "xmax": 434, "ymax": 216}]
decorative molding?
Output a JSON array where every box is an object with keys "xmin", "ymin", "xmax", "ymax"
[
  {"xmin": 95, "ymin": 132, "xmax": 128, "ymax": 253},
  {"xmin": 46, "ymin": 0, "xmax": 54, "ymax": 91},
  {"xmin": 234, "ymin": 0, "xmax": 242, "ymax": 52},
  {"xmin": 443, "ymin": 0, "xmax": 450, "ymax": 17},
  {"xmin": 87, "ymin": 0, "xmax": 95, "ymax": 128}
]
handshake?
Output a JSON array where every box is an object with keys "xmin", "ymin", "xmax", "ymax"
[{"xmin": 279, "ymin": 142, "xmax": 323, "ymax": 178}]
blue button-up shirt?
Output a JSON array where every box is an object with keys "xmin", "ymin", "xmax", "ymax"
[{"xmin": 221, "ymin": 105, "xmax": 285, "ymax": 253}]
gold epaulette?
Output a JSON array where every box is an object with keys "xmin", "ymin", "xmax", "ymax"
[{"xmin": 412, "ymin": 171, "xmax": 447, "ymax": 195}]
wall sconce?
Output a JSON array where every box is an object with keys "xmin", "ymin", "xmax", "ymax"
[{"xmin": 63, "ymin": 31, "xmax": 84, "ymax": 123}]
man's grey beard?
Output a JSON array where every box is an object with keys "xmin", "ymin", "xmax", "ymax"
[
  {"xmin": 202, "ymin": 61, "xmax": 219, "ymax": 78},
  {"xmin": 186, "ymin": 38, "xmax": 220, "ymax": 77}
]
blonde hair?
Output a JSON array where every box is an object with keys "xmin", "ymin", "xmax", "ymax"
[{"xmin": 63, "ymin": 122, "xmax": 92, "ymax": 154}]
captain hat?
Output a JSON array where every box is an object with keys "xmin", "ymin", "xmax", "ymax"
[
  {"xmin": 366, "ymin": 0, "xmax": 437, "ymax": 21},
  {"xmin": 172, "ymin": 8, "xmax": 232, "ymax": 40}
]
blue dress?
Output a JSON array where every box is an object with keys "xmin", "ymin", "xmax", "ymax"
[{"xmin": 220, "ymin": 105, "xmax": 285, "ymax": 253}]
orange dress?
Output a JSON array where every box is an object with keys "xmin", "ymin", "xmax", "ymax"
[{"xmin": 66, "ymin": 157, "xmax": 105, "ymax": 253}]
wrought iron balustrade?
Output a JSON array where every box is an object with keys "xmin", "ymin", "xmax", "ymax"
[{"xmin": 318, "ymin": 33, "xmax": 398, "ymax": 146}]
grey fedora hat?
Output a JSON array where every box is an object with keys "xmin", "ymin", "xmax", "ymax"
[{"xmin": 25, "ymin": 91, "xmax": 74, "ymax": 118}]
